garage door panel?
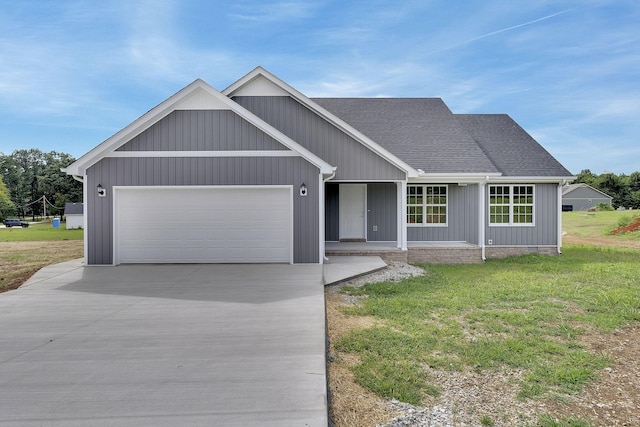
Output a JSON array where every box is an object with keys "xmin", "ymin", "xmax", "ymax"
[{"xmin": 115, "ymin": 187, "xmax": 292, "ymax": 264}]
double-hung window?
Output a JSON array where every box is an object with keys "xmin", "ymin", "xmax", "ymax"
[
  {"xmin": 489, "ymin": 185, "xmax": 534, "ymax": 225},
  {"xmin": 407, "ymin": 185, "xmax": 447, "ymax": 226}
]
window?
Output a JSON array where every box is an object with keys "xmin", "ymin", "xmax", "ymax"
[
  {"xmin": 407, "ymin": 185, "xmax": 447, "ymax": 225},
  {"xmin": 489, "ymin": 185, "xmax": 534, "ymax": 225}
]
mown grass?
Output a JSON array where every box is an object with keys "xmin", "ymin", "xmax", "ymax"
[
  {"xmin": 563, "ymin": 210, "xmax": 640, "ymax": 238},
  {"xmin": 0, "ymin": 222, "xmax": 83, "ymax": 242},
  {"xmin": 335, "ymin": 245, "xmax": 640, "ymax": 408}
]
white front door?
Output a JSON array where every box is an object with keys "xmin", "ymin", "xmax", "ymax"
[{"xmin": 339, "ymin": 184, "xmax": 366, "ymax": 241}]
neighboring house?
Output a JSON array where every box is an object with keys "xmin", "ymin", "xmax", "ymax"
[
  {"xmin": 562, "ymin": 183, "xmax": 612, "ymax": 211},
  {"xmin": 63, "ymin": 67, "xmax": 574, "ymax": 266},
  {"xmin": 64, "ymin": 202, "xmax": 84, "ymax": 229}
]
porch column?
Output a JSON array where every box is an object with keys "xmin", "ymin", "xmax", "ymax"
[
  {"xmin": 397, "ymin": 181, "xmax": 407, "ymax": 250},
  {"xmin": 479, "ymin": 181, "xmax": 486, "ymax": 260}
]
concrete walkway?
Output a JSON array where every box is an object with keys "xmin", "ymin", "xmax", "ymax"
[
  {"xmin": 323, "ymin": 256, "xmax": 387, "ymax": 285},
  {"xmin": 0, "ymin": 261, "xmax": 327, "ymax": 427}
]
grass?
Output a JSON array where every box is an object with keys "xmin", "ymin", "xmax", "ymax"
[
  {"xmin": 335, "ymin": 245, "xmax": 640, "ymax": 411},
  {"xmin": 0, "ymin": 222, "xmax": 83, "ymax": 242},
  {"xmin": 563, "ymin": 210, "xmax": 640, "ymax": 238},
  {"xmin": 0, "ymin": 223, "xmax": 84, "ymax": 292}
]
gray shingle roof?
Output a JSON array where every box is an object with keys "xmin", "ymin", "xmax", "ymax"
[
  {"xmin": 312, "ymin": 98, "xmax": 572, "ymax": 177},
  {"xmin": 313, "ymin": 98, "xmax": 499, "ymax": 174},
  {"xmin": 64, "ymin": 203, "xmax": 83, "ymax": 215},
  {"xmin": 456, "ymin": 114, "xmax": 572, "ymax": 177}
]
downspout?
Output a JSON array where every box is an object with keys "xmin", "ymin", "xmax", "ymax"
[
  {"xmin": 557, "ymin": 180, "xmax": 565, "ymax": 254},
  {"xmin": 479, "ymin": 178, "xmax": 488, "ymax": 261},
  {"xmin": 322, "ymin": 167, "xmax": 337, "ymax": 262}
]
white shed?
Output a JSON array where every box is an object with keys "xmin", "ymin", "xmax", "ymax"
[{"xmin": 64, "ymin": 203, "xmax": 84, "ymax": 229}]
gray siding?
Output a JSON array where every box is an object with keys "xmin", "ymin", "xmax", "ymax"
[
  {"xmin": 233, "ymin": 96, "xmax": 406, "ymax": 181},
  {"xmin": 86, "ymin": 157, "xmax": 320, "ymax": 265},
  {"xmin": 408, "ymin": 184, "xmax": 479, "ymax": 243},
  {"xmin": 324, "ymin": 183, "xmax": 397, "ymax": 242},
  {"xmin": 325, "ymin": 183, "xmax": 339, "ymax": 241},
  {"xmin": 367, "ymin": 183, "xmax": 397, "ymax": 241},
  {"xmin": 563, "ymin": 187, "xmax": 611, "ymax": 211},
  {"xmin": 117, "ymin": 110, "xmax": 287, "ymax": 151},
  {"xmin": 486, "ymin": 183, "xmax": 558, "ymax": 246}
]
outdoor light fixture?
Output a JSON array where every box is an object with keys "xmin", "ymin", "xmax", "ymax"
[
  {"xmin": 299, "ymin": 182, "xmax": 308, "ymax": 197},
  {"xmin": 97, "ymin": 184, "xmax": 107, "ymax": 198}
]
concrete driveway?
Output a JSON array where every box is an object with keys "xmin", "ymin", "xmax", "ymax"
[{"xmin": 0, "ymin": 260, "xmax": 327, "ymax": 426}]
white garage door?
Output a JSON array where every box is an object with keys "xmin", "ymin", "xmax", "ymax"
[{"xmin": 114, "ymin": 186, "xmax": 293, "ymax": 264}]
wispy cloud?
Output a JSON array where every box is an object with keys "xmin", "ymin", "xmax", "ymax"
[{"xmin": 229, "ymin": 1, "xmax": 319, "ymax": 24}]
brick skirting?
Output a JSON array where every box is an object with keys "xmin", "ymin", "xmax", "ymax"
[
  {"xmin": 325, "ymin": 250, "xmax": 408, "ymax": 264},
  {"xmin": 485, "ymin": 246, "xmax": 559, "ymax": 259},
  {"xmin": 408, "ymin": 247, "xmax": 483, "ymax": 264}
]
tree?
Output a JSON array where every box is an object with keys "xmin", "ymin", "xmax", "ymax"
[
  {"xmin": 0, "ymin": 175, "xmax": 16, "ymax": 219},
  {"xmin": 0, "ymin": 149, "xmax": 81, "ymax": 218}
]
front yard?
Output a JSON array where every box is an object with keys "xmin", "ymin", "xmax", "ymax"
[{"xmin": 327, "ymin": 212, "xmax": 640, "ymax": 427}]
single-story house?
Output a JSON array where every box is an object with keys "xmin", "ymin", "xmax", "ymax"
[
  {"xmin": 562, "ymin": 183, "xmax": 612, "ymax": 211},
  {"xmin": 63, "ymin": 66, "xmax": 574, "ymax": 266},
  {"xmin": 63, "ymin": 202, "xmax": 84, "ymax": 229}
]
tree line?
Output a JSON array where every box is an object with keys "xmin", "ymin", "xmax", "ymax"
[
  {"xmin": 574, "ymin": 169, "xmax": 640, "ymax": 209},
  {"xmin": 0, "ymin": 149, "xmax": 82, "ymax": 220}
]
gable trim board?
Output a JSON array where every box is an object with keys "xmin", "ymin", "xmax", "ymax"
[
  {"xmin": 64, "ymin": 79, "xmax": 334, "ymax": 177},
  {"xmin": 223, "ymin": 66, "xmax": 417, "ymax": 179}
]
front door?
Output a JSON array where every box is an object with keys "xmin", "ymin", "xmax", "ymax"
[{"xmin": 339, "ymin": 184, "xmax": 366, "ymax": 241}]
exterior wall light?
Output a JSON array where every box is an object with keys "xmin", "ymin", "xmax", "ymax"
[
  {"xmin": 300, "ymin": 182, "xmax": 308, "ymax": 197},
  {"xmin": 97, "ymin": 184, "xmax": 107, "ymax": 198}
]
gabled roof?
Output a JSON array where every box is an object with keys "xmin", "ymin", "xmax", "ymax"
[
  {"xmin": 562, "ymin": 183, "xmax": 613, "ymax": 198},
  {"xmin": 456, "ymin": 114, "xmax": 573, "ymax": 178},
  {"xmin": 64, "ymin": 202, "xmax": 83, "ymax": 215},
  {"xmin": 223, "ymin": 66, "xmax": 418, "ymax": 178},
  {"xmin": 64, "ymin": 78, "xmax": 333, "ymax": 176},
  {"xmin": 313, "ymin": 98, "xmax": 499, "ymax": 175}
]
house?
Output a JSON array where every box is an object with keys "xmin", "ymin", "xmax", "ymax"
[
  {"xmin": 63, "ymin": 202, "xmax": 84, "ymax": 229},
  {"xmin": 63, "ymin": 66, "xmax": 574, "ymax": 266},
  {"xmin": 562, "ymin": 183, "xmax": 612, "ymax": 211}
]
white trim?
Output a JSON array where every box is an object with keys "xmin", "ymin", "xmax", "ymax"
[
  {"xmin": 398, "ymin": 181, "xmax": 408, "ymax": 250},
  {"xmin": 106, "ymin": 150, "xmax": 299, "ymax": 158},
  {"xmin": 63, "ymin": 78, "xmax": 334, "ymax": 176},
  {"xmin": 223, "ymin": 66, "xmax": 415, "ymax": 178},
  {"xmin": 488, "ymin": 184, "xmax": 536, "ymax": 227},
  {"xmin": 557, "ymin": 183, "xmax": 563, "ymax": 254},
  {"xmin": 318, "ymin": 173, "xmax": 325, "ymax": 264},
  {"xmin": 406, "ymin": 184, "xmax": 449, "ymax": 227},
  {"xmin": 112, "ymin": 185, "xmax": 294, "ymax": 265},
  {"xmin": 479, "ymin": 181, "xmax": 486, "ymax": 260},
  {"xmin": 83, "ymin": 174, "xmax": 88, "ymax": 265}
]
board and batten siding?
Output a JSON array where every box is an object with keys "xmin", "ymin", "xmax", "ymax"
[
  {"xmin": 233, "ymin": 96, "xmax": 406, "ymax": 181},
  {"xmin": 324, "ymin": 183, "xmax": 398, "ymax": 242},
  {"xmin": 407, "ymin": 184, "xmax": 479, "ymax": 244},
  {"xmin": 117, "ymin": 110, "xmax": 287, "ymax": 151},
  {"xmin": 485, "ymin": 183, "xmax": 558, "ymax": 246},
  {"xmin": 86, "ymin": 157, "xmax": 320, "ymax": 265}
]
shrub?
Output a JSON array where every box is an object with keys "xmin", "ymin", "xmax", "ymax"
[{"xmin": 596, "ymin": 203, "xmax": 614, "ymax": 211}]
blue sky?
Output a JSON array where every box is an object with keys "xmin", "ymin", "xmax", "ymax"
[{"xmin": 0, "ymin": 0, "xmax": 638, "ymax": 175}]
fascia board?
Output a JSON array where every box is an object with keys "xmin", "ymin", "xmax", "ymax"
[
  {"xmin": 65, "ymin": 78, "xmax": 334, "ymax": 176},
  {"xmin": 223, "ymin": 67, "xmax": 417, "ymax": 178},
  {"xmin": 488, "ymin": 175, "xmax": 576, "ymax": 184}
]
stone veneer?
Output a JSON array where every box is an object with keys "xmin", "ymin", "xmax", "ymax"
[{"xmin": 408, "ymin": 247, "xmax": 483, "ymax": 264}]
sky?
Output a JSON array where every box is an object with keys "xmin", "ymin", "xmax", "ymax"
[{"xmin": 0, "ymin": 0, "xmax": 638, "ymax": 175}]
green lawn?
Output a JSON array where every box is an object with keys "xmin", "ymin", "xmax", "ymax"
[
  {"xmin": 336, "ymin": 245, "xmax": 640, "ymax": 415},
  {"xmin": 563, "ymin": 210, "xmax": 640, "ymax": 238},
  {"xmin": 0, "ymin": 222, "xmax": 83, "ymax": 242}
]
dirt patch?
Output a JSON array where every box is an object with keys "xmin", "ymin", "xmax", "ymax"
[
  {"xmin": 0, "ymin": 240, "xmax": 83, "ymax": 292},
  {"xmin": 544, "ymin": 326, "xmax": 640, "ymax": 427},
  {"xmin": 610, "ymin": 216, "xmax": 640, "ymax": 236}
]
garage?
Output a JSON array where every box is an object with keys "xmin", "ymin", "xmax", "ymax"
[{"xmin": 113, "ymin": 186, "xmax": 293, "ymax": 264}]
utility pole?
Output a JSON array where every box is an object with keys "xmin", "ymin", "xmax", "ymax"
[{"xmin": 43, "ymin": 195, "xmax": 46, "ymax": 219}]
